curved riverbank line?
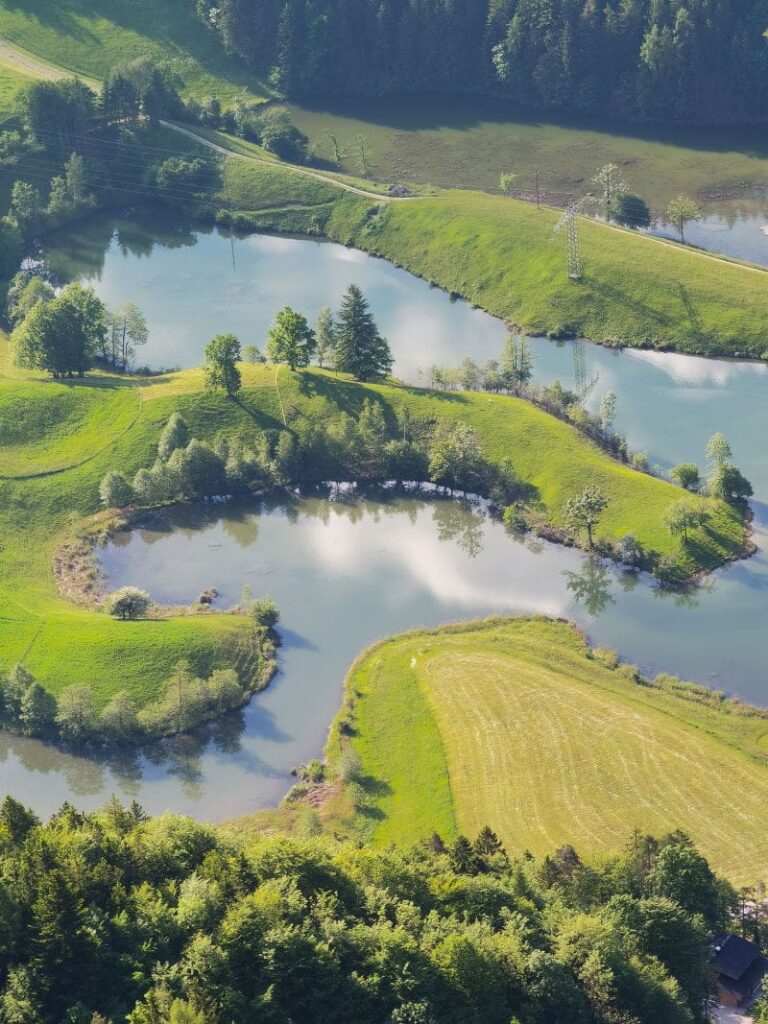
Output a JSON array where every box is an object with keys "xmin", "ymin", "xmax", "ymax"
[
  {"xmin": 0, "ymin": 352, "xmax": 744, "ymax": 717},
  {"xmin": 326, "ymin": 616, "xmax": 768, "ymax": 883}
]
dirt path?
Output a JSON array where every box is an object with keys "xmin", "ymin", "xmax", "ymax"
[
  {"xmin": 0, "ymin": 38, "xmax": 99, "ymax": 89},
  {"xmin": 2, "ymin": 34, "xmax": 765, "ymax": 275},
  {"xmin": 159, "ymin": 119, "xmax": 415, "ymax": 202}
]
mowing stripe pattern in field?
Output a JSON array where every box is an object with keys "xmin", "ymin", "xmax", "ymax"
[{"xmin": 338, "ymin": 618, "xmax": 768, "ymax": 883}]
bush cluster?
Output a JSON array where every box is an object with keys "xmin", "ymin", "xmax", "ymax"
[
  {"xmin": 0, "ymin": 798, "xmax": 735, "ymax": 1024},
  {"xmin": 100, "ymin": 406, "xmax": 527, "ymax": 512}
]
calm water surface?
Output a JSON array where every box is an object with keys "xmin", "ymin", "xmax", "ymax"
[{"xmin": 7, "ymin": 210, "xmax": 768, "ymax": 818}]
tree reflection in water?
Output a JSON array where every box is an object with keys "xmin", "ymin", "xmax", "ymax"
[{"xmin": 563, "ymin": 556, "xmax": 616, "ymax": 617}]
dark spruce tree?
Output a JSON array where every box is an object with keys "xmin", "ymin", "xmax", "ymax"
[{"xmin": 333, "ymin": 284, "xmax": 393, "ymax": 381}]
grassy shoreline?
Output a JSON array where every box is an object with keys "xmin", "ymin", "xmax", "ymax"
[
  {"xmin": 323, "ymin": 616, "xmax": 768, "ymax": 883},
  {"xmin": 0, "ymin": 355, "xmax": 745, "ymax": 712},
  {"xmin": 199, "ymin": 127, "xmax": 768, "ymax": 359}
]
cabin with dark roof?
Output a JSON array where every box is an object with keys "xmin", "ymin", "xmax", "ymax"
[{"xmin": 712, "ymin": 934, "xmax": 768, "ymax": 1007}]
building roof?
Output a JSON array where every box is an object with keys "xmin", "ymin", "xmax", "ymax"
[{"xmin": 713, "ymin": 934, "xmax": 763, "ymax": 983}]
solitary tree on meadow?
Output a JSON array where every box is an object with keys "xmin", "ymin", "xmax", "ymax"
[
  {"xmin": 593, "ymin": 163, "xmax": 627, "ymax": 221},
  {"xmin": 564, "ymin": 486, "xmax": 608, "ymax": 549},
  {"xmin": 333, "ymin": 284, "xmax": 393, "ymax": 381},
  {"xmin": 315, "ymin": 307, "xmax": 335, "ymax": 368},
  {"xmin": 599, "ymin": 391, "xmax": 617, "ymax": 435},
  {"xmin": 500, "ymin": 333, "xmax": 533, "ymax": 394},
  {"xmin": 106, "ymin": 301, "xmax": 148, "ymax": 368},
  {"xmin": 266, "ymin": 307, "xmax": 316, "ymax": 370},
  {"xmin": 664, "ymin": 499, "xmax": 708, "ymax": 542},
  {"xmin": 204, "ymin": 333, "xmax": 242, "ymax": 397}
]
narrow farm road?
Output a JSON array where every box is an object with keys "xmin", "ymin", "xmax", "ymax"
[{"xmin": 159, "ymin": 120, "xmax": 415, "ymax": 201}]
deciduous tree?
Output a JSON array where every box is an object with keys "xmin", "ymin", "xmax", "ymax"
[{"xmin": 204, "ymin": 333, "xmax": 242, "ymax": 396}]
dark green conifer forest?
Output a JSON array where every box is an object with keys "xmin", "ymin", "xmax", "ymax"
[{"xmin": 195, "ymin": 0, "xmax": 768, "ymax": 123}]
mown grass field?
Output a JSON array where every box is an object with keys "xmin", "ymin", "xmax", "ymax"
[
  {"xmin": 0, "ymin": 0, "xmax": 269, "ymax": 103},
  {"xmin": 0, "ymin": 348, "xmax": 744, "ymax": 706},
  {"xmin": 332, "ymin": 617, "xmax": 768, "ymax": 883}
]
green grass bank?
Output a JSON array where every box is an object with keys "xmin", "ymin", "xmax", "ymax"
[
  {"xmin": 0, "ymin": 353, "xmax": 744, "ymax": 708},
  {"xmin": 206, "ymin": 131, "xmax": 768, "ymax": 358},
  {"xmin": 327, "ymin": 617, "xmax": 768, "ymax": 884},
  {"xmin": 0, "ymin": 0, "xmax": 269, "ymax": 103}
]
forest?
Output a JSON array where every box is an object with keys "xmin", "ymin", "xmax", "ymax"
[
  {"xmin": 0, "ymin": 798, "xmax": 736, "ymax": 1023},
  {"xmin": 193, "ymin": 0, "xmax": 768, "ymax": 123}
]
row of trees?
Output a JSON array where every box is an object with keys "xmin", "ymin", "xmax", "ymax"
[
  {"xmin": 430, "ymin": 340, "xmax": 649, "ymax": 470},
  {"xmin": 100, "ymin": 407, "xmax": 527, "ymax": 511},
  {"xmin": 266, "ymin": 284, "xmax": 393, "ymax": 380},
  {"xmin": 1, "ymin": 605, "xmax": 277, "ymax": 745},
  {"xmin": 0, "ymin": 796, "xmax": 735, "ymax": 1022},
  {"xmin": 200, "ymin": 286, "xmax": 394, "ymax": 400},
  {"xmin": 0, "ymin": 656, "xmax": 265, "ymax": 746},
  {"xmin": 194, "ymin": 0, "xmax": 768, "ymax": 124},
  {"xmin": 9, "ymin": 277, "xmax": 149, "ymax": 376}
]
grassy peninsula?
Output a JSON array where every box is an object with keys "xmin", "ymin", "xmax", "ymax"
[
  {"xmin": 326, "ymin": 617, "xmax": 768, "ymax": 884},
  {"xmin": 0, "ymin": 347, "xmax": 745, "ymax": 712}
]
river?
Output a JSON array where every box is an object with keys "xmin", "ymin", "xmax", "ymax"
[{"xmin": 3, "ymin": 207, "xmax": 764, "ymax": 819}]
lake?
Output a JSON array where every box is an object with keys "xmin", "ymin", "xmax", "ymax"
[{"xmin": 7, "ymin": 208, "xmax": 767, "ymax": 819}]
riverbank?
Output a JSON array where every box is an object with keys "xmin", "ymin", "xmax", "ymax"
[
  {"xmin": 170, "ymin": 123, "xmax": 768, "ymax": 359},
  {"xmin": 312, "ymin": 616, "xmax": 768, "ymax": 884},
  {"xmin": 0, "ymin": 349, "xmax": 746, "ymax": 717}
]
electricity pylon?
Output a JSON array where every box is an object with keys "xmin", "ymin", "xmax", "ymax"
[
  {"xmin": 572, "ymin": 339, "xmax": 599, "ymax": 404},
  {"xmin": 553, "ymin": 194, "xmax": 594, "ymax": 280}
]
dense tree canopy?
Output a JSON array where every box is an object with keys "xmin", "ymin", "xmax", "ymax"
[
  {"xmin": 11, "ymin": 282, "xmax": 107, "ymax": 377},
  {"xmin": 0, "ymin": 801, "xmax": 733, "ymax": 1023},
  {"xmin": 194, "ymin": 0, "xmax": 768, "ymax": 124}
]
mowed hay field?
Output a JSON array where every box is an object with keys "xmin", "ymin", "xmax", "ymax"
[{"xmin": 334, "ymin": 618, "xmax": 768, "ymax": 883}]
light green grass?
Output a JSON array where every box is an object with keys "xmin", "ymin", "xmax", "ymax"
[
  {"xmin": 0, "ymin": 61, "xmax": 35, "ymax": 119},
  {"xmin": 0, "ymin": 0, "xmax": 270, "ymax": 103},
  {"xmin": 333, "ymin": 617, "xmax": 768, "ymax": 883},
  {"xmin": 286, "ymin": 96, "xmax": 768, "ymax": 210},
  {"xmin": 0, "ymin": 353, "xmax": 744, "ymax": 705},
  {"xmin": 337, "ymin": 189, "xmax": 768, "ymax": 358}
]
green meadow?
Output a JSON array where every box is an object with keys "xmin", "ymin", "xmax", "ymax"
[
  {"xmin": 0, "ymin": 0, "xmax": 269, "ymax": 102},
  {"xmin": 0, "ymin": 353, "xmax": 744, "ymax": 707},
  {"xmin": 330, "ymin": 617, "xmax": 768, "ymax": 884},
  {"xmin": 286, "ymin": 96, "xmax": 768, "ymax": 210}
]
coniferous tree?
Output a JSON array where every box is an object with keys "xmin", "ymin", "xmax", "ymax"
[{"xmin": 333, "ymin": 285, "xmax": 392, "ymax": 381}]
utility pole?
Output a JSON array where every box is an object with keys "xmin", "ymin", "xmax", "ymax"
[{"xmin": 553, "ymin": 194, "xmax": 594, "ymax": 280}]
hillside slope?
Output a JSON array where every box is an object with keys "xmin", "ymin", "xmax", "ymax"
[{"xmin": 0, "ymin": 355, "xmax": 744, "ymax": 703}]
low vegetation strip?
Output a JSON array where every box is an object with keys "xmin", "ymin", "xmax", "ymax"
[{"xmin": 333, "ymin": 617, "xmax": 768, "ymax": 883}]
